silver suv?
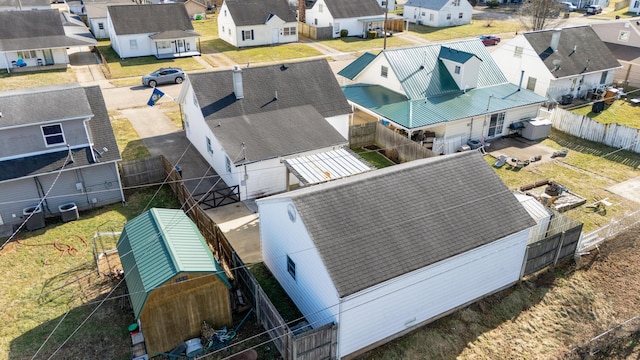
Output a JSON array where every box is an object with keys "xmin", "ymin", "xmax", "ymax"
[
  {"xmin": 142, "ymin": 68, "xmax": 185, "ymax": 87},
  {"xmin": 586, "ymin": 4, "xmax": 602, "ymax": 14}
]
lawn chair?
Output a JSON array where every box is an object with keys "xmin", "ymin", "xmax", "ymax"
[{"xmin": 493, "ymin": 154, "xmax": 507, "ymax": 168}]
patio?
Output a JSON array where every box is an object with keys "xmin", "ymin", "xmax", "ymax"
[{"xmin": 485, "ymin": 136, "xmax": 558, "ymax": 165}]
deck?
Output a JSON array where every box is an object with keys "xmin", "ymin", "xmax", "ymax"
[{"xmin": 155, "ymin": 51, "xmax": 201, "ymax": 59}]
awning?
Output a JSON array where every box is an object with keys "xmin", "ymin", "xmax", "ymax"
[{"xmin": 283, "ymin": 148, "xmax": 373, "ymax": 186}]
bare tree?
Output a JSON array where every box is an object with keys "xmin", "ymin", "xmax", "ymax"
[{"xmin": 517, "ymin": 0, "xmax": 568, "ymax": 31}]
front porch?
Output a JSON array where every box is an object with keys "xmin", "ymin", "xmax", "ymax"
[
  {"xmin": 155, "ymin": 50, "xmax": 201, "ymax": 59},
  {"xmin": 9, "ymin": 63, "xmax": 68, "ymax": 73}
]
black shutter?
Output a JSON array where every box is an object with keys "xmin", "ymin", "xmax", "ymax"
[
  {"xmin": 251, "ymin": 30, "xmax": 254, "ymax": 40},
  {"xmin": 242, "ymin": 31, "xmax": 245, "ymax": 41}
]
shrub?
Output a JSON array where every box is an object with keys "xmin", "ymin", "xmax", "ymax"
[
  {"xmin": 486, "ymin": 0, "xmax": 500, "ymax": 8},
  {"xmin": 340, "ymin": 29, "xmax": 348, "ymax": 37}
]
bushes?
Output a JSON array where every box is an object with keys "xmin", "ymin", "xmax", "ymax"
[
  {"xmin": 340, "ymin": 29, "xmax": 348, "ymax": 37},
  {"xmin": 486, "ymin": 0, "xmax": 500, "ymax": 8}
]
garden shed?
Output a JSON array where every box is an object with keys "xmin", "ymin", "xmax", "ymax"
[{"xmin": 117, "ymin": 208, "xmax": 232, "ymax": 354}]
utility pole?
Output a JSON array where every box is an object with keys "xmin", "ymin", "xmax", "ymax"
[{"xmin": 383, "ymin": 0, "xmax": 389, "ymax": 49}]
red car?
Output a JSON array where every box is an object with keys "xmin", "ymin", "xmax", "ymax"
[{"xmin": 479, "ymin": 35, "xmax": 501, "ymax": 46}]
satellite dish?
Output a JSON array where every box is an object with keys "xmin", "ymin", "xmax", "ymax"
[{"xmin": 552, "ymin": 59, "xmax": 562, "ymax": 66}]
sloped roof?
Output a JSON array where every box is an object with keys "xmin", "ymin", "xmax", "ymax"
[
  {"xmin": 323, "ymin": 0, "xmax": 384, "ymax": 18},
  {"xmin": 604, "ymin": 41, "xmax": 640, "ymax": 63},
  {"xmin": 224, "ymin": 0, "xmax": 296, "ymax": 26},
  {"xmin": 0, "ymin": 9, "xmax": 93, "ymax": 51},
  {"xmin": 260, "ymin": 151, "xmax": 536, "ymax": 297},
  {"xmin": 0, "ymin": 0, "xmax": 49, "ymax": 7},
  {"xmin": 117, "ymin": 208, "xmax": 231, "ymax": 319},
  {"xmin": 107, "ymin": 3, "xmax": 196, "ymax": 36},
  {"xmin": 338, "ymin": 52, "xmax": 377, "ymax": 80},
  {"xmin": 85, "ymin": 1, "xmax": 133, "ymax": 19},
  {"xmin": 438, "ymin": 46, "xmax": 479, "ymax": 64},
  {"xmin": 405, "ymin": 0, "xmax": 451, "ymax": 11},
  {"xmin": 189, "ymin": 59, "xmax": 352, "ymax": 121},
  {"xmin": 523, "ymin": 26, "xmax": 621, "ymax": 79},
  {"xmin": 283, "ymin": 148, "xmax": 373, "ymax": 186},
  {"xmin": 0, "ymin": 85, "xmax": 121, "ymax": 182}
]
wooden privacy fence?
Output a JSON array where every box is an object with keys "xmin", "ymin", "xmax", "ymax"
[
  {"xmin": 119, "ymin": 156, "xmax": 165, "ymax": 187},
  {"xmin": 547, "ymin": 108, "xmax": 640, "ymax": 153},
  {"xmin": 298, "ymin": 22, "xmax": 333, "ymax": 40},
  {"xmin": 349, "ymin": 122, "xmax": 437, "ymax": 162}
]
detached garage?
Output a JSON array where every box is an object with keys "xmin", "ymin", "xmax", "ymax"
[
  {"xmin": 117, "ymin": 208, "xmax": 232, "ymax": 354},
  {"xmin": 257, "ymin": 151, "xmax": 536, "ymax": 358}
]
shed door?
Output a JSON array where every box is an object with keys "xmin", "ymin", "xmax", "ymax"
[{"xmin": 272, "ymin": 28, "xmax": 279, "ymax": 43}]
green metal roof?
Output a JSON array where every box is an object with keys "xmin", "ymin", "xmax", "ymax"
[
  {"xmin": 438, "ymin": 46, "xmax": 479, "ymax": 64},
  {"xmin": 117, "ymin": 208, "xmax": 231, "ymax": 319},
  {"xmin": 338, "ymin": 52, "xmax": 377, "ymax": 80},
  {"xmin": 342, "ymin": 82, "xmax": 547, "ymax": 130}
]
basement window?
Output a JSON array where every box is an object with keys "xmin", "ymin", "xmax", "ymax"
[
  {"xmin": 287, "ymin": 255, "xmax": 296, "ymax": 280},
  {"xmin": 42, "ymin": 124, "xmax": 65, "ymax": 146}
]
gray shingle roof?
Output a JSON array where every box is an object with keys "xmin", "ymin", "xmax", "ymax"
[
  {"xmin": 85, "ymin": 1, "xmax": 133, "ymax": 19},
  {"xmin": 323, "ymin": 0, "xmax": 384, "ymax": 18},
  {"xmin": 603, "ymin": 42, "xmax": 640, "ymax": 63},
  {"xmin": 404, "ymin": 0, "xmax": 450, "ymax": 10},
  {"xmin": 108, "ymin": 4, "xmax": 195, "ymax": 36},
  {"xmin": 0, "ymin": 85, "xmax": 121, "ymax": 182},
  {"xmin": 224, "ymin": 0, "xmax": 296, "ymax": 26},
  {"xmin": 0, "ymin": 0, "xmax": 49, "ymax": 7},
  {"xmin": 208, "ymin": 105, "xmax": 347, "ymax": 164},
  {"xmin": 261, "ymin": 151, "xmax": 536, "ymax": 297},
  {"xmin": 189, "ymin": 59, "xmax": 352, "ymax": 120},
  {"xmin": 523, "ymin": 26, "xmax": 621, "ymax": 79}
]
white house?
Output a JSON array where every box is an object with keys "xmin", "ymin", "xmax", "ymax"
[
  {"xmin": 591, "ymin": 19, "xmax": 640, "ymax": 88},
  {"xmin": 257, "ymin": 150, "xmax": 537, "ymax": 359},
  {"xmin": 0, "ymin": 0, "xmax": 50, "ymax": 11},
  {"xmin": 338, "ymin": 39, "xmax": 548, "ymax": 154},
  {"xmin": 85, "ymin": 0, "xmax": 132, "ymax": 39},
  {"xmin": 403, "ymin": 0, "xmax": 472, "ymax": 27},
  {"xmin": 305, "ymin": 0, "xmax": 386, "ymax": 38},
  {"xmin": 178, "ymin": 59, "xmax": 354, "ymax": 200},
  {"xmin": 217, "ymin": 0, "xmax": 298, "ymax": 47},
  {"xmin": 491, "ymin": 26, "xmax": 622, "ymax": 104},
  {"xmin": 107, "ymin": 3, "xmax": 200, "ymax": 59}
]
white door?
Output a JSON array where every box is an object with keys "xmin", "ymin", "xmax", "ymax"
[{"xmin": 272, "ymin": 28, "xmax": 279, "ymax": 44}]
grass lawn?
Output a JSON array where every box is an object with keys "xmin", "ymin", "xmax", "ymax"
[
  {"xmin": 158, "ymin": 102, "xmax": 183, "ymax": 129},
  {"xmin": 96, "ymin": 41, "xmax": 205, "ymax": 79},
  {"xmin": 249, "ymin": 263, "xmax": 303, "ymax": 323},
  {"xmin": 408, "ymin": 19, "xmax": 522, "ymax": 41},
  {"xmin": 319, "ymin": 36, "xmax": 414, "ymax": 53},
  {"xmin": 220, "ymin": 43, "xmax": 323, "ymax": 64},
  {"xmin": 570, "ymin": 99, "xmax": 640, "ymax": 128},
  {"xmin": 0, "ymin": 69, "xmax": 76, "ymax": 91},
  {"xmin": 110, "ymin": 112, "xmax": 152, "ymax": 162},
  {"xmin": 353, "ymin": 147, "xmax": 396, "ymax": 168}
]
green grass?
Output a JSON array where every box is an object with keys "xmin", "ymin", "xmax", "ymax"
[
  {"xmin": 110, "ymin": 112, "xmax": 152, "ymax": 161},
  {"xmin": 319, "ymin": 36, "xmax": 414, "ymax": 53},
  {"xmin": 408, "ymin": 19, "xmax": 522, "ymax": 41},
  {"xmin": 192, "ymin": 17, "xmax": 218, "ymax": 39},
  {"xmin": 220, "ymin": 43, "xmax": 323, "ymax": 64},
  {"xmin": 571, "ymin": 99, "xmax": 640, "ymax": 128},
  {"xmin": 0, "ymin": 68, "xmax": 76, "ymax": 91},
  {"xmin": 353, "ymin": 147, "xmax": 396, "ymax": 168},
  {"xmin": 158, "ymin": 102, "xmax": 183, "ymax": 130},
  {"xmin": 96, "ymin": 41, "xmax": 205, "ymax": 79},
  {"xmin": 249, "ymin": 263, "xmax": 303, "ymax": 323}
]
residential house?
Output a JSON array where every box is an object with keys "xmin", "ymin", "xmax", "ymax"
[
  {"xmin": 0, "ymin": 0, "xmax": 50, "ymax": 11},
  {"xmin": 491, "ymin": 26, "xmax": 622, "ymax": 104},
  {"xmin": 403, "ymin": 0, "xmax": 472, "ymax": 27},
  {"xmin": 338, "ymin": 39, "xmax": 547, "ymax": 154},
  {"xmin": 117, "ymin": 208, "xmax": 232, "ymax": 354},
  {"xmin": 305, "ymin": 0, "xmax": 386, "ymax": 38},
  {"xmin": 591, "ymin": 19, "xmax": 640, "ymax": 88},
  {"xmin": 378, "ymin": 0, "xmax": 396, "ymax": 10},
  {"xmin": 85, "ymin": 0, "xmax": 133, "ymax": 39},
  {"xmin": 0, "ymin": 9, "xmax": 97, "ymax": 72},
  {"xmin": 178, "ymin": 59, "xmax": 354, "ymax": 200},
  {"xmin": 107, "ymin": 3, "xmax": 201, "ymax": 59},
  {"xmin": 0, "ymin": 84, "xmax": 124, "ymax": 232},
  {"xmin": 178, "ymin": 0, "xmax": 208, "ymax": 18},
  {"xmin": 257, "ymin": 150, "xmax": 537, "ymax": 359},
  {"xmin": 217, "ymin": 0, "xmax": 298, "ymax": 47}
]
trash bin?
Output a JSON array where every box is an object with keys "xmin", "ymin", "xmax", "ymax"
[
  {"xmin": 174, "ymin": 165, "xmax": 182, "ymax": 177},
  {"xmin": 58, "ymin": 203, "xmax": 79, "ymax": 222},
  {"xmin": 23, "ymin": 205, "xmax": 45, "ymax": 230},
  {"xmin": 466, "ymin": 139, "xmax": 482, "ymax": 150}
]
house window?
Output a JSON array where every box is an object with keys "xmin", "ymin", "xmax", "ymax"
[
  {"xmin": 193, "ymin": 92, "xmax": 198, "ymax": 107},
  {"xmin": 129, "ymin": 39, "xmax": 138, "ymax": 50},
  {"xmin": 446, "ymin": 13, "xmax": 451, "ymax": 20},
  {"xmin": 571, "ymin": 77, "xmax": 577, "ymax": 90},
  {"xmin": 380, "ymin": 65, "xmax": 388, "ymax": 78},
  {"xmin": 42, "ymin": 124, "xmax": 65, "ymax": 146},
  {"xmin": 225, "ymin": 156, "xmax": 232, "ymax": 173},
  {"xmin": 18, "ymin": 50, "xmax": 36, "ymax": 59},
  {"xmin": 619, "ymin": 30, "xmax": 630, "ymax": 42},
  {"xmin": 458, "ymin": 12, "xmax": 463, "ymax": 19},
  {"xmin": 526, "ymin": 77, "xmax": 536, "ymax": 91},
  {"xmin": 98, "ymin": 22, "xmax": 104, "ymax": 30},
  {"xmin": 600, "ymin": 71, "xmax": 608, "ymax": 84},
  {"xmin": 242, "ymin": 30, "xmax": 253, "ymax": 41},
  {"xmin": 314, "ymin": 18, "xmax": 318, "ymax": 25},
  {"xmin": 421, "ymin": 11, "xmax": 425, "ymax": 16},
  {"xmin": 635, "ymin": 0, "xmax": 639, "ymax": 7},
  {"xmin": 287, "ymin": 255, "xmax": 296, "ymax": 280},
  {"xmin": 157, "ymin": 41, "xmax": 171, "ymax": 49},
  {"xmin": 514, "ymin": 46, "xmax": 523, "ymax": 58},
  {"xmin": 454, "ymin": 0, "xmax": 460, "ymax": 5},
  {"xmin": 429, "ymin": 13, "xmax": 434, "ymax": 21},
  {"xmin": 454, "ymin": 65, "xmax": 461, "ymax": 74},
  {"xmin": 206, "ymin": 136, "xmax": 213, "ymax": 153},
  {"xmin": 488, "ymin": 112, "xmax": 505, "ymax": 137},
  {"xmin": 283, "ymin": 26, "xmax": 296, "ymax": 36},
  {"xmin": 319, "ymin": 3, "xmax": 323, "ymax": 12},
  {"xmin": 224, "ymin": 10, "xmax": 227, "ymax": 16},
  {"xmin": 381, "ymin": 0, "xmax": 387, "ymax": 6},
  {"xmin": 222, "ymin": 26, "xmax": 225, "ymax": 33},
  {"xmin": 228, "ymin": 28, "xmax": 231, "ymax": 35}
]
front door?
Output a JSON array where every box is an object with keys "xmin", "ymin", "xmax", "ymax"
[
  {"xmin": 175, "ymin": 39, "xmax": 185, "ymax": 54},
  {"xmin": 487, "ymin": 112, "xmax": 505, "ymax": 137},
  {"xmin": 272, "ymin": 28, "xmax": 279, "ymax": 44},
  {"xmin": 43, "ymin": 49, "xmax": 54, "ymax": 65}
]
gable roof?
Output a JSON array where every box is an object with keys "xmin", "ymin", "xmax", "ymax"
[
  {"xmin": 604, "ymin": 42, "xmax": 640, "ymax": 63},
  {"xmin": 85, "ymin": 0, "xmax": 133, "ymax": 19},
  {"xmin": 523, "ymin": 26, "xmax": 621, "ymax": 79},
  {"xmin": 0, "ymin": 9, "xmax": 94, "ymax": 51},
  {"xmin": 404, "ymin": 0, "xmax": 451, "ymax": 11},
  {"xmin": 323, "ymin": 0, "xmax": 384, "ymax": 18},
  {"xmin": 117, "ymin": 208, "xmax": 231, "ymax": 319},
  {"xmin": 0, "ymin": 85, "xmax": 121, "ymax": 182},
  {"xmin": 189, "ymin": 59, "xmax": 352, "ymax": 121},
  {"xmin": 260, "ymin": 151, "xmax": 536, "ymax": 297},
  {"xmin": 0, "ymin": 0, "xmax": 49, "ymax": 8},
  {"xmin": 338, "ymin": 52, "xmax": 376, "ymax": 80},
  {"xmin": 107, "ymin": 4, "xmax": 196, "ymax": 36},
  {"xmin": 224, "ymin": 0, "xmax": 296, "ymax": 26}
]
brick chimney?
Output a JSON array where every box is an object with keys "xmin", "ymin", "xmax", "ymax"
[{"xmin": 298, "ymin": 0, "xmax": 305, "ymax": 23}]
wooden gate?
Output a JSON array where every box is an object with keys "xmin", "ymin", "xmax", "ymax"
[
  {"xmin": 291, "ymin": 323, "xmax": 338, "ymax": 360},
  {"xmin": 194, "ymin": 185, "xmax": 240, "ymax": 209}
]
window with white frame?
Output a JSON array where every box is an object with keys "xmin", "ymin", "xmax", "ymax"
[
  {"xmin": 446, "ymin": 13, "xmax": 451, "ymax": 20},
  {"xmin": 454, "ymin": 0, "xmax": 461, "ymax": 5},
  {"xmin": 42, "ymin": 124, "xmax": 65, "ymax": 146},
  {"xmin": 129, "ymin": 39, "xmax": 138, "ymax": 50},
  {"xmin": 98, "ymin": 22, "xmax": 104, "ymax": 30},
  {"xmin": 429, "ymin": 13, "xmax": 434, "ymax": 21},
  {"xmin": 458, "ymin": 12, "xmax": 463, "ymax": 19},
  {"xmin": 287, "ymin": 255, "xmax": 296, "ymax": 280},
  {"xmin": 242, "ymin": 30, "xmax": 253, "ymax": 40},
  {"xmin": 18, "ymin": 50, "xmax": 36, "ymax": 59},
  {"xmin": 381, "ymin": 65, "xmax": 388, "ymax": 78},
  {"xmin": 488, "ymin": 112, "xmax": 505, "ymax": 137},
  {"xmin": 454, "ymin": 65, "xmax": 461, "ymax": 74},
  {"xmin": 635, "ymin": 0, "xmax": 639, "ymax": 7},
  {"xmin": 283, "ymin": 26, "xmax": 296, "ymax": 36},
  {"xmin": 225, "ymin": 156, "xmax": 231, "ymax": 173},
  {"xmin": 619, "ymin": 30, "xmax": 630, "ymax": 42},
  {"xmin": 600, "ymin": 71, "xmax": 608, "ymax": 84},
  {"xmin": 514, "ymin": 46, "xmax": 523, "ymax": 58},
  {"xmin": 222, "ymin": 26, "xmax": 225, "ymax": 33},
  {"xmin": 157, "ymin": 41, "xmax": 171, "ymax": 49},
  {"xmin": 206, "ymin": 136, "xmax": 213, "ymax": 153},
  {"xmin": 421, "ymin": 11, "xmax": 425, "ymax": 16},
  {"xmin": 193, "ymin": 92, "xmax": 199, "ymax": 107},
  {"xmin": 319, "ymin": 3, "xmax": 323, "ymax": 12},
  {"xmin": 526, "ymin": 77, "xmax": 536, "ymax": 91}
]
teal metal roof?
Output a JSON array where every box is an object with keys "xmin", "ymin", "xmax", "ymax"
[
  {"xmin": 438, "ymin": 46, "xmax": 479, "ymax": 64},
  {"xmin": 383, "ymin": 39, "xmax": 508, "ymax": 99},
  {"xmin": 117, "ymin": 208, "xmax": 231, "ymax": 319},
  {"xmin": 342, "ymin": 83, "xmax": 547, "ymax": 129},
  {"xmin": 338, "ymin": 52, "xmax": 377, "ymax": 80}
]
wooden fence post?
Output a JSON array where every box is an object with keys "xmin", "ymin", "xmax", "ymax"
[{"xmin": 553, "ymin": 231, "xmax": 566, "ymax": 266}]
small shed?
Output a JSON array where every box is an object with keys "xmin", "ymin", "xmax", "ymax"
[
  {"xmin": 117, "ymin": 208, "xmax": 232, "ymax": 354},
  {"xmin": 515, "ymin": 192, "xmax": 552, "ymax": 243},
  {"xmin": 522, "ymin": 118, "xmax": 552, "ymax": 140}
]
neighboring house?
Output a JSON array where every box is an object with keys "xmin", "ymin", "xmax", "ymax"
[
  {"xmin": 117, "ymin": 208, "xmax": 232, "ymax": 355},
  {"xmin": 178, "ymin": 0, "xmax": 208, "ymax": 18},
  {"xmin": 591, "ymin": 19, "xmax": 640, "ymax": 88},
  {"xmin": 85, "ymin": 0, "xmax": 133, "ymax": 39},
  {"xmin": 0, "ymin": 84, "xmax": 124, "ymax": 232},
  {"xmin": 0, "ymin": 0, "xmax": 50, "ymax": 11},
  {"xmin": 338, "ymin": 39, "xmax": 547, "ymax": 154},
  {"xmin": 305, "ymin": 0, "xmax": 385, "ymax": 38},
  {"xmin": 107, "ymin": 3, "xmax": 200, "ymax": 59},
  {"xmin": 0, "ymin": 9, "xmax": 97, "ymax": 72},
  {"xmin": 377, "ymin": 0, "xmax": 396, "ymax": 10},
  {"xmin": 404, "ymin": 0, "xmax": 472, "ymax": 27},
  {"xmin": 491, "ymin": 26, "xmax": 622, "ymax": 103},
  {"xmin": 257, "ymin": 150, "xmax": 537, "ymax": 359},
  {"xmin": 178, "ymin": 59, "xmax": 354, "ymax": 200},
  {"xmin": 217, "ymin": 0, "xmax": 298, "ymax": 47}
]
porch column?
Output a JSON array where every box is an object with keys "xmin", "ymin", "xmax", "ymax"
[{"xmin": 285, "ymin": 168, "xmax": 291, "ymax": 192}]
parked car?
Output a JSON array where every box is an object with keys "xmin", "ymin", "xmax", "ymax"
[
  {"xmin": 142, "ymin": 68, "xmax": 185, "ymax": 87},
  {"xmin": 479, "ymin": 35, "xmax": 501, "ymax": 46},
  {"xmin": 586, "ymin": 4, "xmax": 603, "ymax": 14},
  {"xmin": 559, "ymin": 1, "xmax": 577, "ymax": 11}
]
